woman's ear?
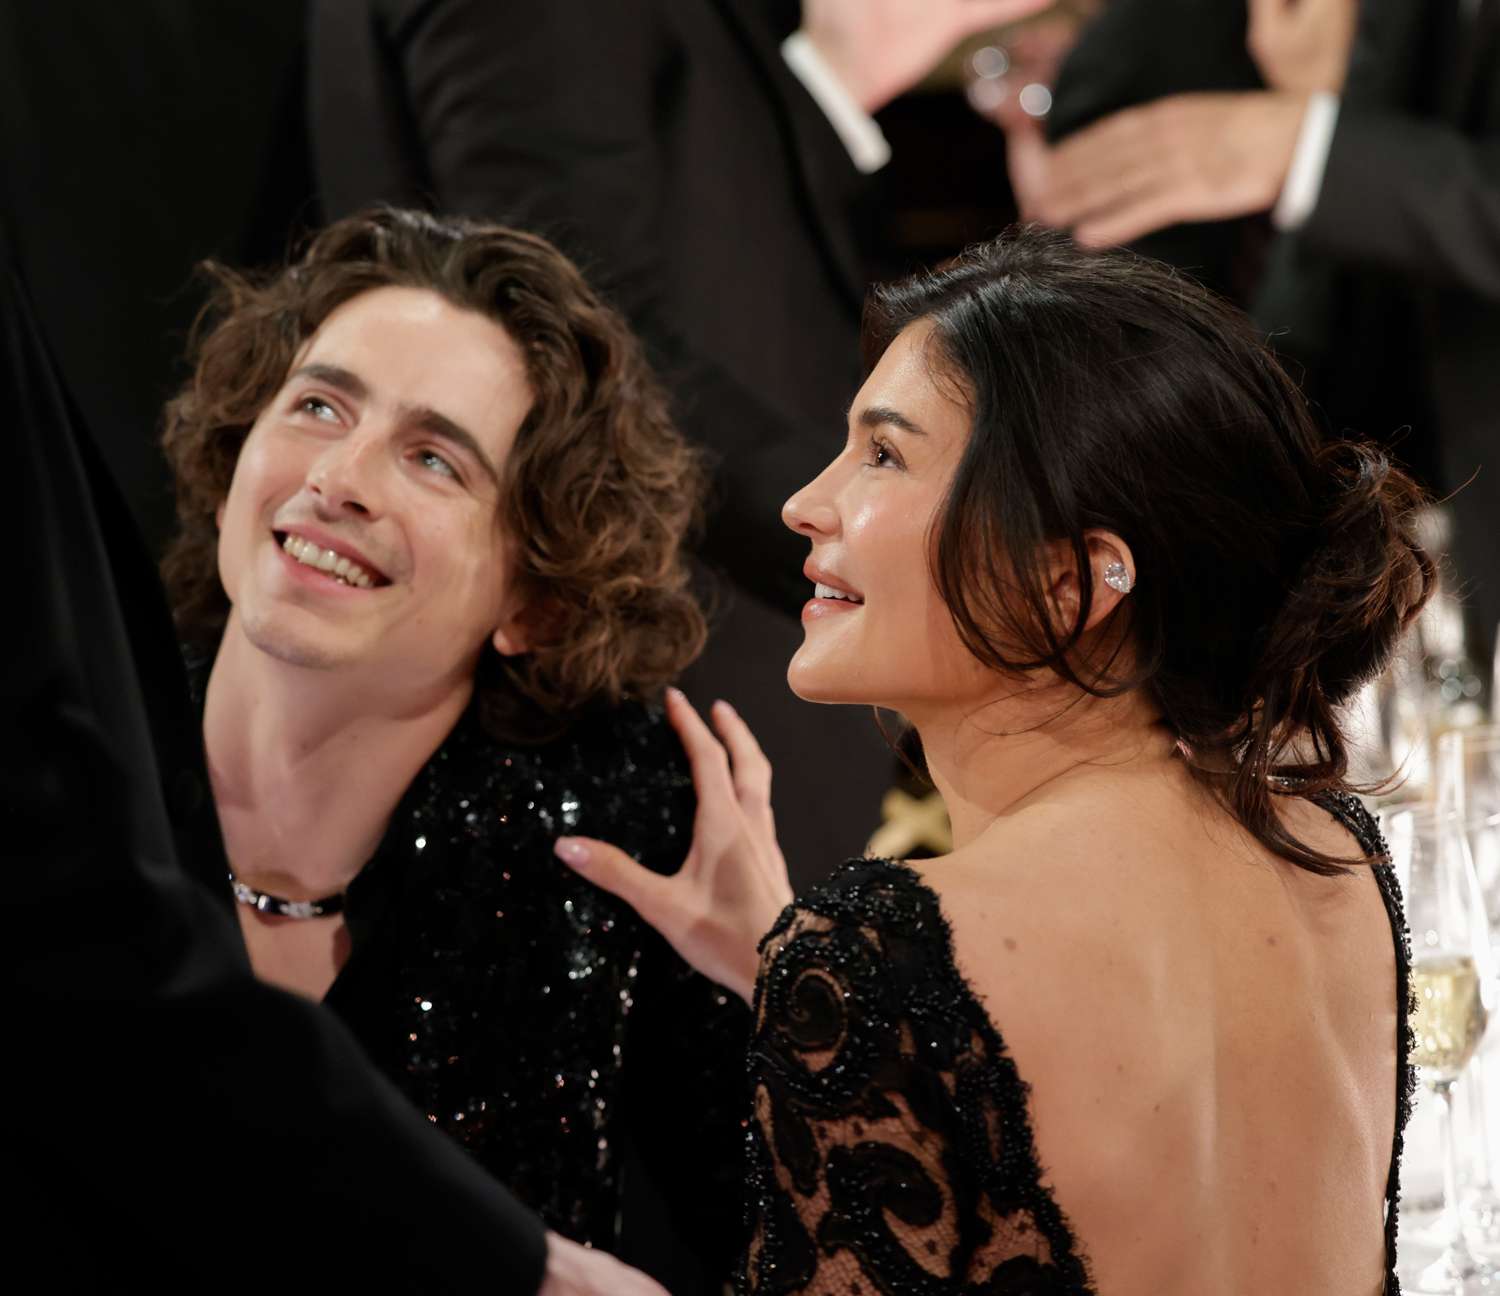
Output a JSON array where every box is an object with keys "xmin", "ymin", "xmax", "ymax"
[
  {"xmin": 215, "ymin": 501, "xmax": 226, "ymax": 529},
  {"xmin": 1042, "ymin": 530, "xmax": 1136, "ymax": 633}
]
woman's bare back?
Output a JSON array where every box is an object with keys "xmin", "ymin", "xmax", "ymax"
[{"xmin": 932, "ymin": 773, "xmax": 1401, "ymax": 1295}]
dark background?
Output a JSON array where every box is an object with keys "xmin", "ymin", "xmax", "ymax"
[{"xmin": 0, "ymin": 0, "xmax": 1018, "ymax": 561}]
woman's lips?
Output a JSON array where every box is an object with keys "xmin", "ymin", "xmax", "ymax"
[{"xmin": 801, "ymin": 594, "xmax": 864, "ymax": 623}]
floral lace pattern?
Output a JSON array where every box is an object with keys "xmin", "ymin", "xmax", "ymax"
[{"xmin": 739, "ymin": 793, "xmax": 1410, "ymax": 1295}]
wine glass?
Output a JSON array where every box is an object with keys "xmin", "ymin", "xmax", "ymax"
[
  {"xmin": 1385, "ymin": 805, "xmax": 1497, "ymax": 1291},
  {"xmin": 1436, "ymin": 727, "xmax": 1500, "ymax": 1248}
]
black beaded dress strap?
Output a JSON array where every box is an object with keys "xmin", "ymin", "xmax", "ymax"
[{"xmin": 1312, "ymin": 791, "xmax": 1415, "ymax": 1296}]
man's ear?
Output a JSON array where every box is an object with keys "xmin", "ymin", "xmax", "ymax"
[
  {"xmin": 491, "ymin": 590, "xmax": 563, "ymax": 659},
  {"xmin": 1042, "ymin": 529, "xmax": 1136, "ymax": 633},
  {"xmin": 490, "ymin": 603, "xmax": 531, "ymax": 659}
]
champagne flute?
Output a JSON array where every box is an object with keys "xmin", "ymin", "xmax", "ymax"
[
  {"xmin": 1437, "ymin": 727, "xmax": 1500, "ymax": 1247},
  {"xmin": 1386, "ymin": 805, "xmax": 1496, "ymax": 1291}
]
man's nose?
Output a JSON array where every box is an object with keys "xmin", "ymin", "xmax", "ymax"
[{"xmin": 307, "ymin": 432, "xmax": 383, "ymax": 518}]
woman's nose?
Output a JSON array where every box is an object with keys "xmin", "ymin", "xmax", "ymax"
[{"xmin": 782, "ymin": 463, "xmax": 841, "ymax": 539}]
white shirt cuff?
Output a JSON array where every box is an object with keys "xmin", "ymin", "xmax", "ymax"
[
  {"xmin": 1272, "ymin": 92, "xmax": 1340, "ymax": 231},
  {"xmin": 781, "ymin": 31, "xmax": 892, "ymax": 174}
]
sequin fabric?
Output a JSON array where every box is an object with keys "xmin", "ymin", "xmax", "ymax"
[
  {"xmin": 324, "ymin": 699, "xmax": 749, "ymax": 1273},
  {"xmin": 188, "ymin": 643, "xmax": 749, "ymax": 1276},
  {"xmin": 739, "ymin": 791, "xmax": 1412, "ymax": 1295}
]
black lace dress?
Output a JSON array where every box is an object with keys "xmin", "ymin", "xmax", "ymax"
[{"xmin": 740, "ymin": 793, "xmax": 1414, "ymax": 1295}]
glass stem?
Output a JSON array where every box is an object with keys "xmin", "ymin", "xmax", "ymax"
[
  {"xmin": 1436, "ymin": 1081, "xmax": 1482, "ymax": 1267},
  {"xmin": 1472, "ymin": 1052, "xmax": 1496, "ymax": 1193}
]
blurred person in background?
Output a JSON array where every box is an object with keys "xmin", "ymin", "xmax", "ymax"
[
  {"xmin": 309, "ymin": 0, "xmax": 1047, "ymax": 892},
  {"xmin": 1001, "ymin": 0, "xmax": 1500, "ymax": 679},
  {"xmin": 0, "ymin": 0, "xmax": 314, "ymax": 555}
]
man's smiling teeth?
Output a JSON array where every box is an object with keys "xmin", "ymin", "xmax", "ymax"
[
  {"xmin": 281, "ymin": 533, "xmax": 377, "ymax": 588},
  {"xmin": 815, "ymin": 582, "xmax": 863, "ymax": 604}
]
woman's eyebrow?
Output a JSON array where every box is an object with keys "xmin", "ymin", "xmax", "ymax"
[{"xmin": 857, "ymin": 404, "xmax": 927, "ymax": 437}]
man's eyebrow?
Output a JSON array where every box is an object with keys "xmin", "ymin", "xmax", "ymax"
[
  {"xmin": 401, "ymin": 404, "xmax": 503, "ymax": 488},
  {"xmin": 291, "ymin": 362, "xmax": 369, "ymax": 401},
  {"xmin": 857, "ymin": 404, "xmax": 927, "ymax": 437},
  {"xmin": 288, "ymin": 362, "xmax": 503, "ymax": 487}
]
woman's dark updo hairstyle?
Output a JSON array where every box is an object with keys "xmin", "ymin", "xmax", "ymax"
[{"xmin": 865, "ymin": 227, "xmax": 1435, "ymax": 876}]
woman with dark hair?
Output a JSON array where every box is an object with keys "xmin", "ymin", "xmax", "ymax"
[
  {"xmin": 562, "ymin": 228, "xmax": 1431, "ymax": 1293},
  {"xmin": 159, "ymin": 208, "xmax": 745, "ymax": 1292}
]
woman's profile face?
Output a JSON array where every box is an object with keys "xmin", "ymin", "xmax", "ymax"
[{"xmin": 782, "ymin": 321, "xmax": 996, "ymax": 715}]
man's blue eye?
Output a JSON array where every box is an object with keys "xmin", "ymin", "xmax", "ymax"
[{"xmin": 418, "ymin": 449, "xmax": 459, "ymax": 479}]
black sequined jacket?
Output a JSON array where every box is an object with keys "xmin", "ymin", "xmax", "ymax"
[
  {"xmin": 739, "ymin": 793, "xmax": 1413, "ymax": 1294},
  {"xmin": 194, "ymin": 656, "xmax": 750, "ymax": 1290}
]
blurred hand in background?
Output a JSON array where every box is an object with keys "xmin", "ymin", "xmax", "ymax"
[
  {"xmin": 981, "ymin": 0, "xmax": 1358, "ymax": 249},
  {"xmin": 1247, "ymin": 0, "xmax": 1360, "ymax": 93},
  {"xmin": 802, "ymin": 0, "xmax": 1053, "ymax": 111},
  {"xmin": 964, "ymin": 10, "xmax": 1096, "ymax": 222},
  {"xmin": 1030, "ymin": 90, "xmax": 1308, "ymax": 245}
]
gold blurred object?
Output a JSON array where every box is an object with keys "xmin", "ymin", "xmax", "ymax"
[{"xmin": 866, "ymin": 786, "xmax": 953, "ymax": 858}]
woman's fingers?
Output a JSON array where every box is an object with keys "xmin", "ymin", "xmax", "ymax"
[
  {"xmin": 557, "ymin": 833, "xmax": 757, "ymax": 1003},
  {"xmin": 664, "ymin": 687, "xmax": 737, "ymax": 800},
  {"xmin": 554, "ymin": 836, "xmax": 677, "ymax": 926},
  {"xmin": 710, "ymin": 699, "xmax": 772, "ymax": 808}
]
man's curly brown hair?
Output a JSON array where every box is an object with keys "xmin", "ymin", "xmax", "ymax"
[{"xmin": 161, "ymin": 207, "xmax": 707, "ymax": 741}]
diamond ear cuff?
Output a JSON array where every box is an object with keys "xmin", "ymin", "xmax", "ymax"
[{"xmin": 1103, "ymin": 561, "xmax": 1134, "ymax": 594}]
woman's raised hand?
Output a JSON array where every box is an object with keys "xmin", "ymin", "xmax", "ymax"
[{"xmin": 554, "ymin": 688, "xmax": 793, "ymax": 1004}]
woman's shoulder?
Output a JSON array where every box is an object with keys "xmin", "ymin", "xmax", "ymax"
[
  {"xmin": 1307, "ymin": 788, "xmax": 1387, "ymax": 861},
  {"xmin": 758, "ymin": 840, "xmax": 1134, "ymax": 987},
  {"xmin": 757, "ymin": 857, "xmax": 985, "ymax": 1033},
  {"xmin": 762, "ymin": 858, "xmax": 948, "ymax": 954}
]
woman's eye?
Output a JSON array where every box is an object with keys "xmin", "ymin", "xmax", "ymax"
[
  {"xmin": 867, "ymin": 436, "xmax": 898, "ymax": 469},
  {"xmin": 417, "ymin": 449, "xmax": 459, "ymax": 480}
]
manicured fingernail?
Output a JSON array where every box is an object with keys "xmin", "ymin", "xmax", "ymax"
[
  {"xmin": 666, "ymin": 686, "xmax": 684, "ymax": 704},
  {"xmin": 555, "ymin": 838, "xmax": 591, "ymax": 866},
  {"xmin": 713, "ymin": 699, "xmax": 735, "ymax": 716}
]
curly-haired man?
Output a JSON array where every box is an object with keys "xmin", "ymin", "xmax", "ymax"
[{"xmin": 162, "ymin": 209, "xmax": 747, "ymax": 1293}]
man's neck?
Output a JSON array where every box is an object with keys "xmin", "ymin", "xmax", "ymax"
[{"xmin": 204, "ymin": 616, "xmax": 475, "ymax": 900}]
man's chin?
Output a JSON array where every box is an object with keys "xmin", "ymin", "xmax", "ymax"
[{"xmin": 237, "ymin": 613, "xmax": 352, "ymax": 672}]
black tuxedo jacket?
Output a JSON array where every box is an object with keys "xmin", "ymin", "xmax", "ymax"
[
  {"xmin": 0, "ymin": 0, "xmax": 315, "ymax": 555},
  {"xmin": 2, "ymin": 241, "xmax": 548, "ymax": 1292},
  {"xmin": 312, "ymin": 0, "xmax": 870, "ymax": 616},
  {"xmin": 1270, "ymin": 0, "xmax": 1500, "ymax": 658},
  {"xmin": 1051, "ymin": 0, "xmax": 1500, "ymax": 660}
]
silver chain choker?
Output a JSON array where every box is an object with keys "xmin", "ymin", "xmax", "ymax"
[{"xmin": 228, "ymin": 872, "xmax": 347, "ymax": 921}]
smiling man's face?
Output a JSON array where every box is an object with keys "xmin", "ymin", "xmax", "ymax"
[{"xmin": 214, "ymin": 285, "xmax": 535, "ymax": 692}]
